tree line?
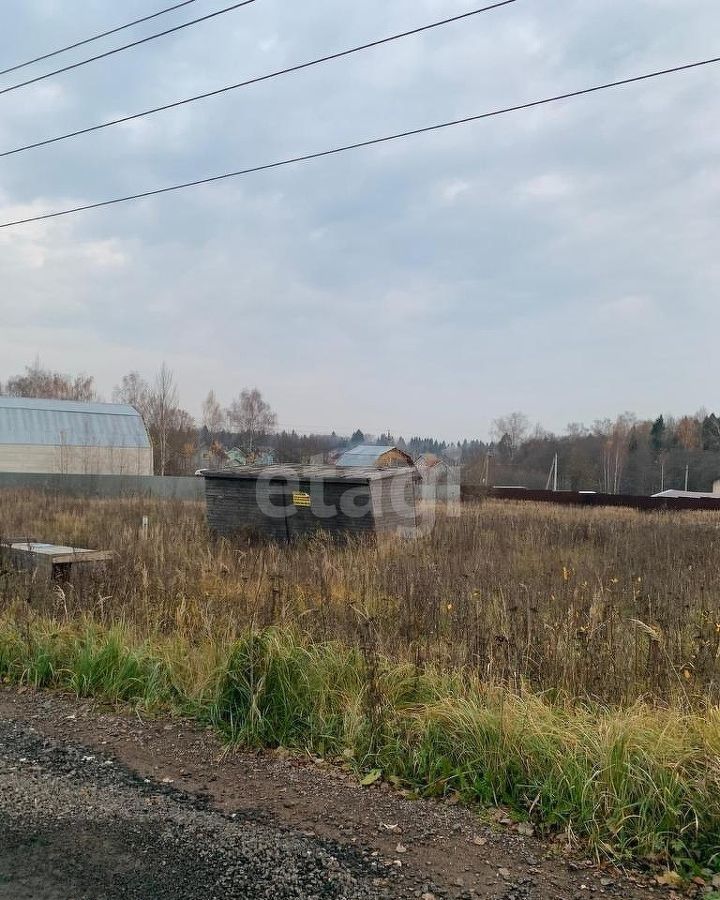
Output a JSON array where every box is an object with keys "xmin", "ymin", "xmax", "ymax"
[
  {"xmin": 0, "ymin": 359, "xmax": 279, "ymax": 477},
  {"xmin": 469, "ymin": 410, "xmax": 720, "ymax": 494},
  {"xmin": 4, "ymin": 360, "xmax": 720, "ymax": 492},
  {"xmin": 0, "ymin": 360, "xmax": 474, "ymax": 476}
]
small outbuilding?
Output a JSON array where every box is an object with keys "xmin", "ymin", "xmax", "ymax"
[
  {"xmin": 415, "ymin": 453, "xmax": 448, "ymax": 475},
  {"xmin": 201, "ymin": 464, "xmax": 420, "ymax": 542},
  {"xmin": 335, "ymin": 444, "xmax": 413, "ymax": 469},
  {"xmin": 415, "ymin": 453, "xmax": 461, "ymax": 502}
]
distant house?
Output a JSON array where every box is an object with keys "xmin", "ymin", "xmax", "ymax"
[
  {"xmin": 415, "ymin": 453, "xmax": 448, "ymax": 476},
  {"xmin": 254, "ymin": 448, "xmax": 276, "ymax": 466},
  {"xmin": 335, "ymin": 444, "xmax": 413, "ymax": 469},
  {"xmin": 415, "ymin": 452, "xmax": 460, "ymax": 501},
  {"xmin": 194, "ymin": 439, "xmax": 228, "ymax": 472},
  {"xmin": 225, "ymin": 448, "xmax": 247, "ymax": 467},
  {"xmin": 219, "ymin": 447, "xmax": 276, "ymax": 468}
]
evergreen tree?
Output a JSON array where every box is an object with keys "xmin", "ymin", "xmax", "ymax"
[
  {"xmin": 650, "ymin": 415, "xmax": 665, "ymax": 452},
  {"xmin": 702, "ymin": 414, "xmax": 720, "ymax": 451}
]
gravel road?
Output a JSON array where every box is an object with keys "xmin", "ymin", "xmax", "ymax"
[
  {"xmin": 0, "ymin": 692, "xmax": 661, "ymax": 900},
  {"xmin": 0, "ymin": 718, "xmax": 395, "ymax": 900}
]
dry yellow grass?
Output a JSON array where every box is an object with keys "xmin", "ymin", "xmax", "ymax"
[
  {"xmin": 2, "ymin": 490, "xmax": 719, "ymax": 704},
  {"xmin": 2, "ymin": 490, "xmax": 720, "ymax": 869}
]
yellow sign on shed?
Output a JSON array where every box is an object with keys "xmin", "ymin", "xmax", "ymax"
[{"xmin": 292, "ymin": 491, "xmax": 311, "ymax": 508}]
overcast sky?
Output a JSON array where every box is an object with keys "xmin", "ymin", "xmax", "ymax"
[{"xmin": 1, "ymin": 0, "xmax": 718, "ymax": 439}]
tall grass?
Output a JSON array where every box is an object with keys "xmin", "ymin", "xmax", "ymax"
[
  {"xmin": 1, "ymin": 490, "xmax": 720, "ymax": 869},
  {"xmin": 0, "ymin": 618, "xmax": 718, "ymax": 871},
  {"xmin": 1, "ymin": 490, "xmax": 719, "ymax": 703}
]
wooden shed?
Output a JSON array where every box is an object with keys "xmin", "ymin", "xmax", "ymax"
[
  {"xmin": 335, "ymin": 444, "xmax": 413, "ymax": 469},
  {"xmin": 201, "ymin": 464, "xmax": 420, "ymax": 542}
]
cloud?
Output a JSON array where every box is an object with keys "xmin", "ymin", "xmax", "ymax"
[
  {"xmin": 438, "ymin": 178, "xmax": 472, "ymax": 204},
  {"xmin": 593, "ymin": 294, "xmax": 657, "ymax": 329},
  {"xmin": 1, "ymin": 0, "xmax": 720, "ymax": 437},
  {"xmin": 516, "ymin": 173, "xmax": 574, "ymax": 202}
]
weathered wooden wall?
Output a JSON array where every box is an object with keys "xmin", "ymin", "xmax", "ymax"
[
  {"xmin": 204, "ymin": 476, "xmax": 380, "ymax": 541},
  {"xmin": 370, "ymin": 474, "xmax": 418, "ymax": 534},
  {"xmin": 376, "ymin": 448, "xmax": 414, "ymax": 468}
]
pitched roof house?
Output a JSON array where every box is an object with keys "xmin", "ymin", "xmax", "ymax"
[{"xmin": 335, "ymin": 444, "xmax": 413, "ymax": 469}]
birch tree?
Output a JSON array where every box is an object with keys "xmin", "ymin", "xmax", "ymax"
[{"xmin": 227, "ymin": 388, "xmax": 277, "ymax": 454}]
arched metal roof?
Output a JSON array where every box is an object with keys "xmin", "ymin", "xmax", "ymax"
[
  {"xmin": 335, "ymin": 444, "xmax": 413, "ymax": 468},
  {"xmin": 0, "ymin": 397, "xmax": 151, "ymax": 449}
]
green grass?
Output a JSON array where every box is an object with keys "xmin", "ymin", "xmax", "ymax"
[
  {"xmin": 0, "ymin": 621, "xmax": 177, "ymax": 705},
  {"xmin": 1, "ymin": 618, "xmax": 718, "ymax": 875}
]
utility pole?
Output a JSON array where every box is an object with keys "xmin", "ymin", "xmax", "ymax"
[
  {"xmin": 660, "ymin": 458, "xmax": 665, "ymax": 493},
  {"xmin": 685, "ymin": 464, "xmax": 689, "ymax": 491},
  {"xmin": 546, "ymin": 453, "xmax": 559, "ymax": 491}
]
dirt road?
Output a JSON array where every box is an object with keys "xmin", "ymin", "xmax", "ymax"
[{"xmin": 0, "ymin": 688, "xmax": 662, "ymax": 899}]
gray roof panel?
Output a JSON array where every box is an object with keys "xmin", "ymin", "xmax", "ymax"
[
  {"xmin": 336, "ymin": 445, "xmax": 401, "ymax": 467},
  {"xmin": 200, "ymin": 464, "xmax": 418, "ymax": 484},
  {"xmin": 652, "ymin": 489, "xmax": 720, "ymax": 499},
  {"xmin": 0, "ymin": 397, "xmax": 151, "ymax": 449}
]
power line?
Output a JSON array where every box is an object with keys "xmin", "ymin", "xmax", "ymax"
[
  {"xmin": 0, "ymin": 1, "xmax": 202, "ymax": 78},
  {"xmin": 0, "ymin": 0, "xmax": 518, "ymax": 159},
  {"xmin": 2, "ymin": 54, "xmax": 718, "ymax": 230},
  {"xmin": 0, "ymin": 0, "xmax": 257, "ymax": 99}
]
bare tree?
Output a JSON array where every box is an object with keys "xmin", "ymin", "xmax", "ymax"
[
  {"xmin": 201, "ymin": 390, "xmax": 225, "ymax": 436},
  {"xmin": 675, "ymin": 415, "xmax": 701, "ymax": 451},
  {"xmin": 565, "ymin": 422, "xmax": 589, "ymax": 438},
  {"xmin": 491, "ymin": 411, "xmax": 529, "ymax": 459},
  {"xmin": 113, "ymin": 367, "xmax": 197, "ymax": 475},
  {"xmin": 602, "ymin": 412, "xmax": 636, "ymax": 493},
  {"xmin": 147, "ymin": 363, "xmax": 179, "ymax": 476},
  {"xmin": 173, "ymin": 407, "xmax": 199, "ymax": 475},
  {"xmin": 227, "ymin": 388, "xmax": 277, "ymax": 453},
  {"xmin": 112, "ymin": 371, "xmax": 151, "ymax": 419},
  {"xmin": 4, "ymin": 357, "xmax": 96, "ymax": 401}
]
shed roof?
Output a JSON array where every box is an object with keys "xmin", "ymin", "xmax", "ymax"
[
  {"xmin": 335, "ymin": 444, "xmax": 413, "ymax": 468},
  {"xmin": 200, "ymin": 464, "xmax": 418, "ymax": 484},
  {"xmin": 652, "ymin": 489, "xmax": 720, "ymax": 500},
  {"xmin": 0, "ymin": 397, "xmax": 151, "ymax": 449},
  {"xmin": 415, "ymin": 453, "xmax": 447, "ymax": 469}
]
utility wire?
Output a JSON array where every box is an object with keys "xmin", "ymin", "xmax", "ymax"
[
  {"xmin": 0, "ymin": 1, "xmax": 202, "ymax": 78},
  {"xmin": 0, "ymin": 0, "xmax": 517, "ymax": 159},
  {"xmin": 2, "ymin": 54, "xmax": 718, "ymax": 230},
  {"xmin": 0, "ymin": 0, "xmax": 257, "ymax": 98}
]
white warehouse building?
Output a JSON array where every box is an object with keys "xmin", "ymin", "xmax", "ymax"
[{"xmin": 0, "ymin": 397, "xmax": 153, "ymax": 475}]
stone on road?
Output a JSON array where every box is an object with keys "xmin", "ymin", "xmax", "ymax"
[{"xmin": 0, "ymin": 718, "xmax": 391, "ymax": 900}]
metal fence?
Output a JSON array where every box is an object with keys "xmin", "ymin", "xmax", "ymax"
[
  {"xmin": 0, "ymin": 472, "xmax": 204, "ymax": 501},
  {"xmin": 462, "ymin": 485, "xmax": 720, "ymax": 513}
]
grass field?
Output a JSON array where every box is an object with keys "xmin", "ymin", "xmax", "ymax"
[{"xmin": 1, "ymin": 490, "xmax": 719, "ymax": 873}]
